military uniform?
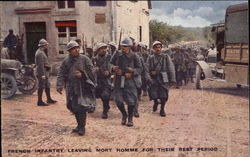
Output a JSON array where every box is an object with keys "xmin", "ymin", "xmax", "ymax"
[
  {"xmin": 57, "ymin": 41, "xmax": 96, "ymax": 136},
  {"xmin": 35, "ymin": 39, "xmax": 57, "ymax": 106},
  {"xmin": 110, "ymin": 37, "xmax": 142, "ymax": 126},
  {"xmin": 94, "ymin": 43, "xmax": 112, "ymax": 119},
  {"xmin": 172, "ymin": 49, "xmax": 185, "ymax": 88},
  {"xmin": 146, "ymin": 41, "xmax": 176, "ymax": 116}
]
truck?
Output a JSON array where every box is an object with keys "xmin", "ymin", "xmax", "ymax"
[{"xmin": 195, "ymin": 2, "xmax": 249, "ymax": 89}]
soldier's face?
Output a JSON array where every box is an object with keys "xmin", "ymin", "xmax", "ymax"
[
  {"xmin": 69, "ymin": 47, "xmax": 79, "ymax": 56},
  {"xmin": 98, "ymin": 47, "xmax": 107, "ymax": 56},
  {"xmin": 153, "ymin": 45, "xmax": 162, "ymax": 54},
  {"xmin": 122, "ymin": 46, "xmax": 130, "ymax": 53}
]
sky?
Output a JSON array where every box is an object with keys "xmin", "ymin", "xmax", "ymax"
[{"xmin": 149, "ymin": 1, "xmax": 247, "ymax": 27}]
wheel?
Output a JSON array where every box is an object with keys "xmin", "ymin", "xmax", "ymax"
[
  {"xmin": 1, "ymin": 73, "xmax": 17, "ymax": 99},
  {"xmin": 18, "ymin": 76, "xmax": 38, "ymax": 94},
  {"xmin": 195, "ymin": 65, "xmax": 201, "ymax": 89}
]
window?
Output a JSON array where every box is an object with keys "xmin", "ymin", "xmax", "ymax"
[
  {"xmin": 95, "ymin": 13, "xmax": 106, "ymax": 24},
  {"xmin": 57, "ymin": 0, "xmax": 75, "ymax": 9},
  {"xmin": 89, "ymin": 0, "xmax": 106, "ymax": 6},
  {"xmin": 129, "ymin": 0, "xmax": 138, "ymax": 2},
  {"xmin": 55, "ymin": 21, "xmax": 77, "ymax": 54}
]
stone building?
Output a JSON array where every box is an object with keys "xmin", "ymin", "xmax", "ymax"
[{"xmin": 0, "ymin": 0, "xmax": 151, "ymax": 63}]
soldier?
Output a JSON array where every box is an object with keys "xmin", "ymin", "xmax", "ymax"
[
  {"xmin": 182, "ymin": 48, "xmax": 189, "ymax": 85},
  {"xmin": 172, "ymin": 47, "xmax": 185, "ymax": 88},
  {"xmin": 35, "ymin": 39, "xmax": 57, "ymax": 106},
  {"xmin": 56, "ymin": 41, "xmax": 96, "ymax": 136},
  {"xmin": 108, "ymin": 41, "xmax": 117, "ymax": 56},
  {"xmin": 110, "ymin": 37, "xmax": 142, "ymax": 126},
  {"xmin": 94, "ymin": 43, "xmax": 112, "ymax": 119},
  {"xmin": 145, "ymin": 41, "xmax": 176, "ymax": 117},
  {"xmin": 3, "ymin": 29, "xmax": 17, "ymax": 59}
]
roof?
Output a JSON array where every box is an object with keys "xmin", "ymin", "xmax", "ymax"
[{"xmin": 226, "ymin": 2, "xmax": 248, "ymax": 14}]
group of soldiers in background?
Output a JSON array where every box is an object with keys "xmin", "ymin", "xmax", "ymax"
[{"xmin": 2, "ymin": 30, "xmax": 208, "ymax": 136}]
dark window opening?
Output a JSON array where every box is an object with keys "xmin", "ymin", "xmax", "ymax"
[
  {"xmin": 58, "ymin": 1, "xmax": 65, "ymax": 9},
  {"xmin": 89, "ymin": 0, "xmax": 107, "ymax": 6},
  {"xmin": 68, "ymin": 0, "xmax": 75, "ymax": 8},
  {"xmin": 57, "ymin": 0, "xmax": 75, "ymax": 9}
]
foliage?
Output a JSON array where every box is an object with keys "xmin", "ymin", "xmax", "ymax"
[{"xmin": 149, "ymin": 19, "xmax": 215, "ymax": 46}]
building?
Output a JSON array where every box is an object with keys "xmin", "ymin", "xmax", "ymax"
[{"xmin": 0, "ymin": 0, "xmax": 151, "ymax": 63}]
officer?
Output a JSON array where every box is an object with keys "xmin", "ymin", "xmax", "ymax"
[
  {"xmin": 56, "ymin": 40, "xmax": 96, "ymax": 136},
  {"xmin": 110, "ymin": 37, "xmax": 142, "ymax": 126},
  {"xmin": 145, "ymin": 41, "xmax": 176, "ymax": 117},
  {"xmin": 94, "ymin": 43, "xmax": 112, "ymax": 119},
  {"xmin": 35, "ymin": 39, "xmax": 57, "ymax": 106}
]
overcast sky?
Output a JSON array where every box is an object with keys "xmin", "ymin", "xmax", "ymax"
[{"xmin": 149, "ymin": 1, "xmax": 247, "ymax": 27}]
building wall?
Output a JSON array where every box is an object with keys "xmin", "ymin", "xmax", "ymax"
[
  {"xmin": 115, "ymin": 1, "xmax": 150, "ymax": 46},
  {"xmin": 1, "ymin": 1, "xmax": 150, "ymax": 62}
]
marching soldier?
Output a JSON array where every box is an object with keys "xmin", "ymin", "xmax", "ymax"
[
  {"xmin": 35, "ymin": 39, "xmax": 57, "ymax": 106},
  {"xmin": 108, "ymin": 41, "xmax": 117, "ymax": 56},
  {"xmin": 56, "ymin": 40, "xmax": 96, "ymax": 136},
  {"xmin": 145, "ymin": 41, "xmax": 176, "ymax": 117},
  {"xmin": 94, "ymin": 43, "xmax": 112, "ymax": 119},
  {"xmin": 140, "ymin": 43, "xmax": 150, "ymax": 96},
  {"xmin": 172, "ymin": 47, "xmax": 185, "ymax": 88},
  {"xmin": 110, "ymin": 37, "xmax": 142, "ymax": 127}
]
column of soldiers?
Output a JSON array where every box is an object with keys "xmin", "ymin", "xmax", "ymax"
[{"xmin": 33, "ymin": 37, "xmax": 207, "ymax": 136}]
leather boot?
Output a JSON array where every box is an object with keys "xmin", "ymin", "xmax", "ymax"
[
  {"xmin": 160, "ymin": 103, "xmax": 166, "ymax": 117},
  {"xmin": 72, "ymin": 114, "xmax": 79, "ymax": 133},
  {"xmin": 127, "ymin": 105, "xmax": 134, "ymax": 127},
  {"xmin": 117, "ymin": 104, "xmax": 127, "ymax": 125},
  {"xmin": 37, "ymin": 88, "xmax": 48, "ymax": 106},
  {"xmin": 102, "ymin": 100, "xmax": 110, "ymax": 119},
  {"xmin": 153, "ymin": 99, "xmax": 158, "ymax": 112},
  {"xmin": 134, "ymin": 103, "xmax": 139, "ymax": 118},
  {"xmin": 45, "ymin": 88, "xmax": 57, "ymax": 104},
  {"xmin": 76, "ymin": 112, "xmax": 86, "ymax": 136}
]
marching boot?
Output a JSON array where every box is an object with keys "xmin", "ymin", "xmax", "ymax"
[
  {"xmin": 72, "ymin": 114, "xmax": 80, "ymax": 133},
  {"xmin": 102, "ymin": 100, "xmax": 110, "ymax": 119},
  {"xmin": 77, "ymin": 112, "xmax": 86, "ymax": 136},
  {"xmin": 117, "ymin": 104, "xmax": 127, "ymax": 125},
  {"xmin": 153, "ymin": 99, "xmax": 159, "ymax": 112},
  {"xmin": 127, "ymin": 106, "xmax": 134, "ymax": 127},
  {"xmin": 133, "ymin": 103, "xmax": 139, "ymax": 118},
  {"xmin": 37, "ymin": 88, "xmax": 48, "ymax": 106},
  {"xmin": 45, "ymin": 88, "xmax": 57, "ymax": 104},
  {"xmin": 160, "ymin": 103, "xmax": 166, "ymax": 117}
]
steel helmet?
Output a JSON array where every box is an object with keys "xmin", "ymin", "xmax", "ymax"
[
  {"xmin": 121, "ymin": 37, "xmax": 132, "ymax": 46},
  {"xmin": 152, "ymin": 41, "xmax": 162, "ymax": 48},
  {"xmin": 38, "ymin": 39, "xmax": 49, "ymax": 47},
  {"xmin": 108, "ymin": 41, "xmax": 117, "ymax": 49},
  {"xmin": 95, "ymin": 43, "xmax": 107, "ymax": 51},
  {"xmin": 66, "ymin": 40, "xmax": 79, "ymax": 51},
  {"xmin": 138, "ymin": 42, "xmax": 145, "ymax": 48}
]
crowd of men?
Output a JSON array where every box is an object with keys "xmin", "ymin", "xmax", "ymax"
[{"xmin": 1, "ymin": 30, "xmax": 208, "ymax": 136}]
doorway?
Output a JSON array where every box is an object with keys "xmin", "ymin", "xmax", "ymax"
[{"xmin": 25, "ymin": 22, "xmax": 46, "ymax": 63}]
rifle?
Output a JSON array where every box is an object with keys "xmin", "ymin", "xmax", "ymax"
[{"xmin": 118, "ymin": 28, "xmax": 122, "ymax": 50}]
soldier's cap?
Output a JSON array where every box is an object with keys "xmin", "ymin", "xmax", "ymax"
[
  {"xmin": 38, "ymin": 39, "xmax": 49, "ymax": 47},
  {"xmin": 95, "ymin": 43, "xmax": 107, "ymax": 51},
  {"xmin": 138, "ymin": 42, "xmax": 145, "ymax": 48},
  {"xmin": 108, "ymin": 41, "xmax": 117, "ymax": 48},
  {"xmin": 152, "ymin": 41, "xmax": 162, "ymax": 48},
  {"xmin": 86, "ymin": 45, "xmax": 93, "ymax": 50},
  {"xmin": 121, "ymin": 37, "xmax": 133, "ymax": 47},
  {"xmin": 66, "ymin": 40, "xmax": 79, "ymax": 51}
]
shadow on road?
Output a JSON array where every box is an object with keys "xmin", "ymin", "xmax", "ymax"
[{"xmin": 202, "ymin": 87, "xmax": 249, "ymax": 98}]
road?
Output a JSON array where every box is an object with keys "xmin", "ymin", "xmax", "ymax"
[{"xmin": 1, "ymin": 76, "xmax": 249, "ymax": 157}]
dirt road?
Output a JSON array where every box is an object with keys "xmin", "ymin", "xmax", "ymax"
[{"xmin": 1, "ymin": 77, "xmax": 249, "ymax": 157}]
